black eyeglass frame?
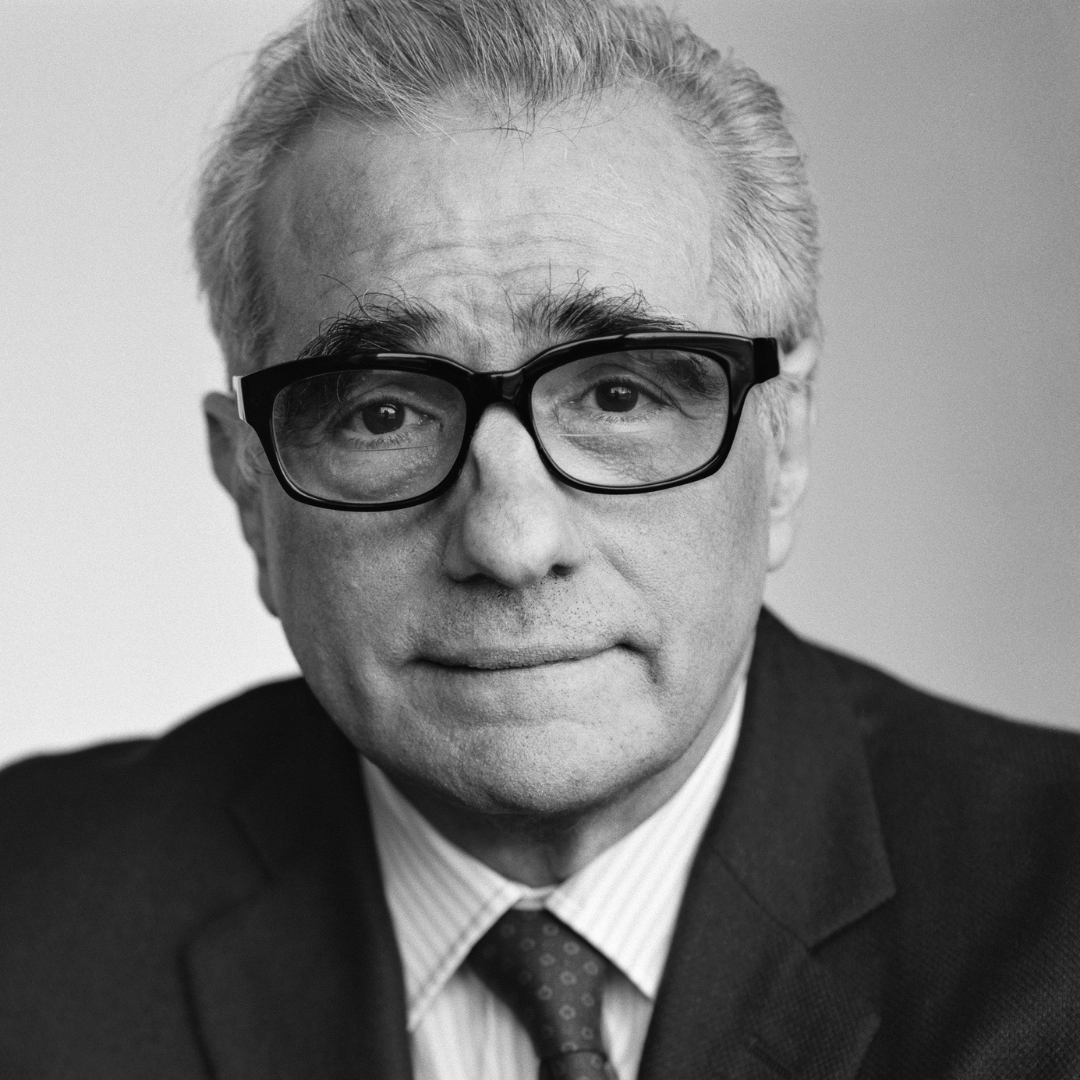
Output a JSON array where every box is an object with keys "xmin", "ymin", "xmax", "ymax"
[{"xmin": 233, "ymin": 331, "xmax": 780, "ymax": 511}]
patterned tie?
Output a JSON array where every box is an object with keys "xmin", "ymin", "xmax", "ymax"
[{"xmin": 468, "ymin": 908, "xmax": 617, "ymax": 1080}]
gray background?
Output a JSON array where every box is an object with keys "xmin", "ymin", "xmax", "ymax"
[{"xmin": 2, "ymin": 0, "xmax": 1078, "ymax": 768}]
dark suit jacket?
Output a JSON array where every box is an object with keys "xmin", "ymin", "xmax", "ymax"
[{"xmin": 2, "ymin": 609, "xmax": 1079, "ymax": 1079}]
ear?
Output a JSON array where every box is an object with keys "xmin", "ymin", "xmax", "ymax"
[
  {"xmin": 203, "ymin": 391, "xmax": 280, "ymax": 617},
  {"xmin": 766, "ymin": 337, "xmax": 818, "ymax": 572}
]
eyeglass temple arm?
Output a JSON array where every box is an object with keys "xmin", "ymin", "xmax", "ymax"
[
  {"xmin": 231, "ymin": 376, "xmax": 247, "ymax": 421},
  {"xmin": 752, "ymin": 338, "xmax": 780, "ymax": 381}
]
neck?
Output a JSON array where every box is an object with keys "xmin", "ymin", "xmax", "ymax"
[{"xmin": 386, "ymin": 660, "xmax": 747, "ymax": 887}]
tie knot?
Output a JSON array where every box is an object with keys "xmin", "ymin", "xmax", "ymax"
[{"xmin": 469, "ymin": 908, "xmax": 613, "ymax": 1078}]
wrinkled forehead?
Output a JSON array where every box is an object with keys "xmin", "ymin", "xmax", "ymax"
[{"xmin": 255, "ymin": 91, "xmax": 732, "ymax": 369}]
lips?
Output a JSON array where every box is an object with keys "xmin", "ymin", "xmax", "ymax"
[{"xmin": 418, "ymin": 642, "xmax": 620, "ymax": 671}]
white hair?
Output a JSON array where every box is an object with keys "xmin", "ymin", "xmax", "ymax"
[{"xmin": 193, "ymin": 0, "xmax": 820, "ymax": 432}]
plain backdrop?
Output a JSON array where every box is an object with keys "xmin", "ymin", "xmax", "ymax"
[{"xmin": 2, "ymin": 0, "xmax": 1078, "ymax": 769}]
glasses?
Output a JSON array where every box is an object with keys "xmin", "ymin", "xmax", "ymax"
[{"xmin": 233, "ymin": 332, "xmax": 779, "ymax": 511}]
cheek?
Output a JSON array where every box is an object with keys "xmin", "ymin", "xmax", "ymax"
[
  {"xmin": 260, "ymin": 489, "xmax": 435, "ymax": 678},
  {"xmin": 615, "ymin": 423, "xmax": 771, "ymax": 681}
]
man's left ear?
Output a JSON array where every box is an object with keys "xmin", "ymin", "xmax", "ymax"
[{"xmin": 766, "ymin": 337, "xmax": 818, "ymax": 572}]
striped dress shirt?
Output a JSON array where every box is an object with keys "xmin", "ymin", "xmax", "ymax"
[{"xmin": 362, "ymin": 680, "xmax": 743, "ymax": 1080}]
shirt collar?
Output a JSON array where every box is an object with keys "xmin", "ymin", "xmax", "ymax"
[{"xmin": 363, "ymin": 680, "xmax": 744, "ymax": 1031}]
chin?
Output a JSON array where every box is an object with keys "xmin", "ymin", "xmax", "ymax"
[
  {"xmin": 419, "ymin": 716, "xmax": 673, "ymax": 818},
  {"xmin": 321, "ymin": 650, "xmax": 686, "ymax": 814}
]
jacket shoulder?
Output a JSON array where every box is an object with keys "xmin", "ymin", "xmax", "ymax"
[
  {"xmin": 756, "ymin": 608, "xmax": 1080, "ymax": 777},
  {"xmin": 755, "ymin": 608, "xmax": 1080, "ymax": 891},
  {"xmin": 815, "ymin": 636, "xmax": 1080, "ymax": 783},
  {"xmin": 0, "ymin": 678, "xmax": 346, "ymax": 1077},
  {"xmin": 757, "ymin": 613, "xmax": 1080, "ymax": 1073},
  {"xmin": 0, "ymin": 678, "xmax": 322, "ymax": 851},
  {"xmin": 0, "ymin": 677, "xmax": 340, "ymax": 927}
]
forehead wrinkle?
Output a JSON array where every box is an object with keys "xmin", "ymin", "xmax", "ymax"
[
  {"xmin": 347, "ymin": 227, "xmax": 693, "ymax": 336},
  {"xmin": 366, "ymin": 208, "xmax": 662, "ymax": 265}
]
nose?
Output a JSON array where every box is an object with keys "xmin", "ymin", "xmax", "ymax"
[{"xmin": 441, "ymin": 406, "xmax": 585, "ymax": 588}]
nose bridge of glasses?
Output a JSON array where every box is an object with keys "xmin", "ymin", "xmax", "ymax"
[
  {"xmin": 463, "ymin": 368, "xmax": 534, "ymax": 436},
  {"xmin": 459, "ymin": 368, "xmax": 545, "ymax": 470},
  {"xmin": 470, "ymin": 368, "xmax": 526, "ymax": 407}
]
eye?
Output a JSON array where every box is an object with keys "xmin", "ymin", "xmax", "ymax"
[
  {"xmin": 360, "ymin": 401, "xmax": 405, "ymax": 434},
  {"xmin": 594, "ymin": 382, "xmax": 640, "ymax": 412}
]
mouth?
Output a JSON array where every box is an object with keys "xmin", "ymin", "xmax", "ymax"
[{"xmin": 417, "ymin": 643, "xmax": 622, "ymax": 672}]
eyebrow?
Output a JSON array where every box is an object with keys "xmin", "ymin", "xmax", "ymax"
[
  {"xmin": 297, "ymin": 285, "xmax": 696, "ymax": 359},
  {"xmin": 298, "ymin": 296, "xmax": 441, "ymax": 357},
  {"xmin": 515, "ymin": 284, "xmax": 697, "ymax": 341}
]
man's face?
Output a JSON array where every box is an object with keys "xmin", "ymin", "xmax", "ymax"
[{"xmin": 217, "ymin": 93, "xmax": 800, "ymax": 819}]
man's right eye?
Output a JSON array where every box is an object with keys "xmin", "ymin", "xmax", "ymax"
[
  {"xmin": 358, "ymin": 401, "xmax": 406, "ymax": 434},
  {"xmin": 332, "ymin": 396, "xmax": 442, "ymax": 447},
  {"xmin": 593, "ymin": 382, "xmax": 640, "ymax": 413}
]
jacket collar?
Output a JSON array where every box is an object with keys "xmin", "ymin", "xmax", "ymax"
[{"xmin": 639, "ymin": 608, "xmax": 895, "ymax": 1079}]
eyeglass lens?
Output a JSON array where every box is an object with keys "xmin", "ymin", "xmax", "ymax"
[{"xmin": 270, "ymin": 349, "xmax": 731, "ymax": 504}]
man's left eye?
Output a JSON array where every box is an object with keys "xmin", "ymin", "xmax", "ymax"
[{"xmin": 360, "ymin": 400, "xmax": 406, "ymax": 433}]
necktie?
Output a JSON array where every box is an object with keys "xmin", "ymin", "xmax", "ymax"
[{"xmin": 469, "ymin": 908, "xmax": 617, "ymax": 1080}]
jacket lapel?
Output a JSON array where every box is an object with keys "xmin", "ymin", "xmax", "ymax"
[
  {"xmin": 184, "ymin": 698, "xmax": 412, "ymax": 1080},
  {"xmin": 639, "ymin": 610, "xmax": 895, "ymax": 1080}
]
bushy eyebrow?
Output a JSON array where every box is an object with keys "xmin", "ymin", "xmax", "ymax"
[
  {"xmin": 515, "ymin": 283, "xmax": 696, "ymax": 341},
  {"xmin": 297, "ymin": 284, "xmax": 696, "ymax": 359},
  {"xmin": 298, "ymin": 295, "xmax": 441, "ymax": 356}
]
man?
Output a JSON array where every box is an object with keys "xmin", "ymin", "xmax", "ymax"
[{"xmin": 1, "ymin": 0, "xmax": 1077, "ymax": 1077}]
